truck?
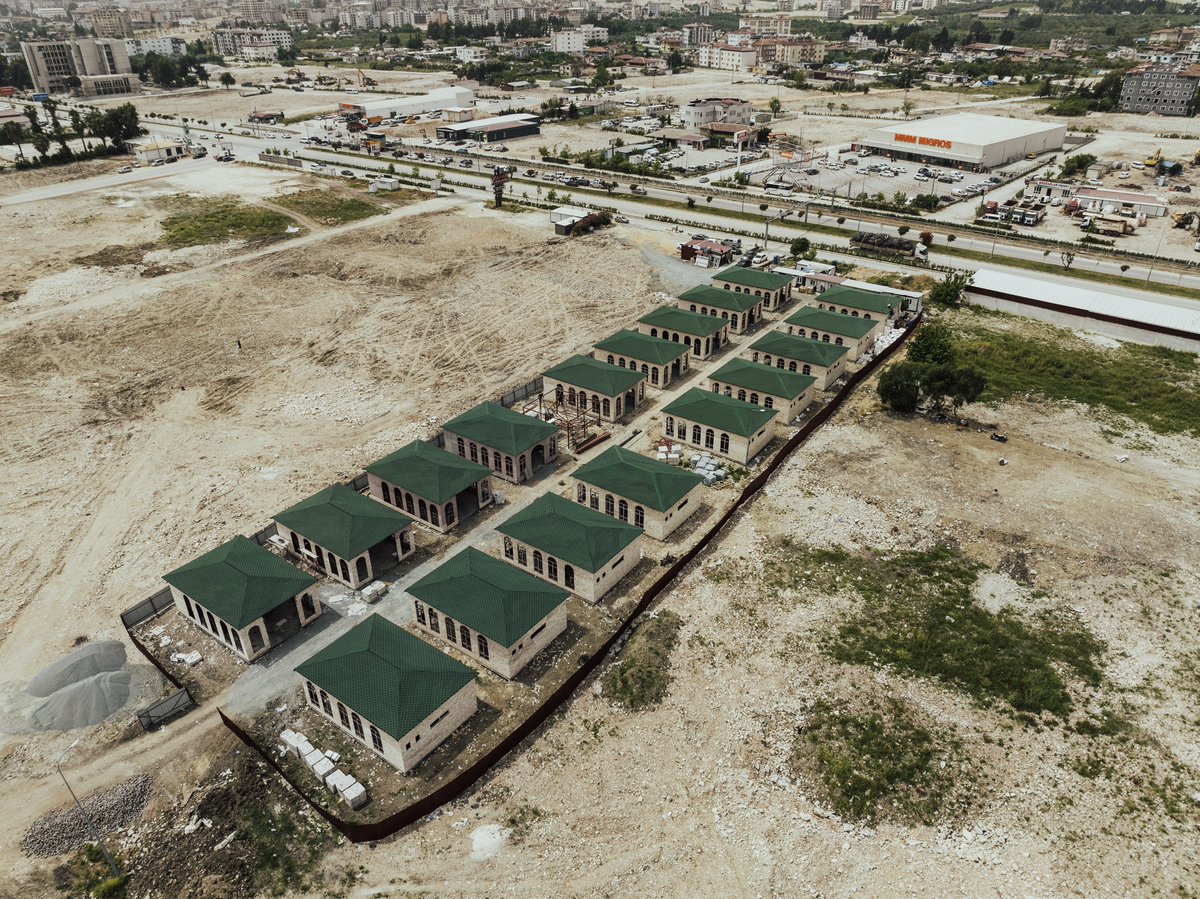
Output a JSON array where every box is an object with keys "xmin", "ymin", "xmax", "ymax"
[{"xmin": 850, "ymin": 231, "xmax": 928, "ymax": 260}]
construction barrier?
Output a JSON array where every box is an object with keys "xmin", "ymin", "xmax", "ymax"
[{"xmin": 217, "ymin": 313, "xmax": 922, "ymax": 842}]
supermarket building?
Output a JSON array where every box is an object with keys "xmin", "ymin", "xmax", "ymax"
[{"xmin": 858, "ymin": 113, "xmax": 1066, "ymax": 171}]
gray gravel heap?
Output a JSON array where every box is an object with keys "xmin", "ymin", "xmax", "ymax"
[
  {"xmin": 21, "ymin": 774, "xmax": 151, "ymax": 858},
  {"xmin": 27, "ymin": 641, "xmax": 126, "ymax": 698},
  {"xmin": 32, "ymin": 671, "xmax": 135, "ymax": 731}
]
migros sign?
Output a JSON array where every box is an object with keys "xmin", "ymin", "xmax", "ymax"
[{"xmin": 893, "ymin": 132, "xmax": 952, "ymax": 150}]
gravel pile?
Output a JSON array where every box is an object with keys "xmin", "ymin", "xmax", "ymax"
[
  {"xmin": 21, "ymin": 775, "xmax": 152, "ymax": 858},
  {"xmin": 27, "ymin": 641, "xmax": 126, "ymax": 698},
  {"xmin": 32, "ymin": 671, "xmax": 134, "ymax": 732}
]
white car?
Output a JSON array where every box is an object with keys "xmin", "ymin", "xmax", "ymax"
[
  {"xmin": 914, "ymin": 173, "xmax": 929, "ymax": 182},
  {"xmin": 1118, "ymin": 172, "xmax": 1130, "ymax": 179},
  {"xmin": 751, "ymin": 253, "xmax": 769, "ymax": 265},
  {"xmin": 1087, "ymin": 178, "xmax": 1103, "ymax": 186},
  {"xmin": 116, "ymin": 165, "xmax": 132, "ymax": 173},
  {"xmin": 1130, "ymin": 161, "xmax": 1146, "ymax": 169}
]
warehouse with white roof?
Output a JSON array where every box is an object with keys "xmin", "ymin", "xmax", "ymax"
[
  {"xmin": 965, "ymin": 269, "xmax": 1200, "ymax": 352},
  {"xmin": 858, "ymin": 113, "xmax": 1067, "ymax": 171}
]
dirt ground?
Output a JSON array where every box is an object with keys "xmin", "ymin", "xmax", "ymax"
[{"xmin": 2, "ymin": 147, "xmax": 1198, "ymax": 897}]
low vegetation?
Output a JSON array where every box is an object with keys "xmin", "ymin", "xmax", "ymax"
[
  {"xmin": 272, "ymin": 190, "xmax": 384, "ymax": 225},
  {"xmin": 793, "ymin": 695, "xmax": 970, "ymax": 824},
  {"xmin": 234, "ymin": 793, "xmax": 333, "ymax": 897},
  {"xmin": 158, "ymin": 198, "xmax": 296, "ymax": 249},
  {"xmin": 956, "ymin": 321, "xmax": 1200, "ymax": 437},
  {"xmin": 603, "ymin": 611, "xmax": 683, "ymax": 710},
  {"xmin": 53, "ymin": 845, "xmax": 126, "ymax": 898},
  {"xmin": 878, "ymin": 319, "xmax": 987, "ymax": 414}
]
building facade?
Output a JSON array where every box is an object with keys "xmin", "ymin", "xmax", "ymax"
[
  {"xmin": 442, "ymin": 402, "xmax": 559, "ymax": 485},
  {"xmin": 21, "ymin": 38, "xmax": 137, "ymax": 95},
  {"xmin": 637, "ymin": 305, "xmax": 731, "ymax": 360},
  {"xmin": 697, "ymin": 44, "xmax": 758, "ymax": 72},
  {"xmin": 593, "ymin": 329, "xmax": 691, "ymax": 389},
  {"xmin": 747, "ymin": 331, "xmax": 850, "ymax": 389},
  {"xmin": 542, "ymin": 355, "xmax": 647, "ymax": 423},
  {"xmin": 712, "ymin": 265, "xmax": 795, "ymax": 312},
  {"xmin": 571, "ymin": 446, "xmax": 705, "ymax": 541},
  {"xmin": 781, "ymin": 306, "xmax": 883, "ymax": 361},
  {"xmin": 677, "ymin": 284, "xmax": 763, "ymax": 334},
  {"xmin": 1119, "ymin": 64, "xmax": 1200, "ymax": 115},
  {"xmin": 680, "ymin": 97, "xmax": 753, "ymax": 131},
  {"xmin": 707, "ymin": 358, "xmax": 816, "ymax": 424},
  {"xmin": 366, "ymin": 440, "xmax": 493, "ymax": 535},
  {"xmin": 662, "ymin": 388, "xmax": 778, "ymax": 466}
]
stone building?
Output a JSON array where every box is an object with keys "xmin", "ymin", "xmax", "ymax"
[
  {"xmin": 496, "ymin": 493, "xmax": 642, "ymax": 603},
  {"xmin": 746, "ymin": 331, "xmax": 849, "ymax": 389},
  {"xmin": 781, "ymin": 306, "xmax": 883, "ymax": 361},
  {"xmin": 407, "ymin": 547, "xmax": 569, "ymax": 679},
  {"xmin": 296, "ymin": 614, "xmax": 477, "ymax": 773},
  {"xmin": 637, "ymin": 305, "xmax": 730, "ymax": 360},
  {"xmin": 542, "ymin": 355, "xmax": 647, "ymax": 423},
  {"xmin": 707, "ymin": 357, "xmax": 816, "ymax": 424},
  {"xmin": 593, "ymin": 329, "xmax": 691, "ymax": 389},
  {"xmin": 162, "ymin": 535, "xmax": 320, "ymax": 662},
  {"xmin": 442, "ymin": 402, "xmax": 560, "ymax": 485},
  {"xmin": 273, "ymin": 485, "xmax": 415, "ymax": 589},
  {"xmin": 366, "ymin": 440, "xmax": 493, "ymax": 535},
  {"xmin": 711, "ymin": 266, "xmax": 795, "ymax": 311},
  {"xmin": 807, "ymin": 284, "xmax": 900, "ymax": 322},
  {"xmin": 570, "ymin": 446, "xmax": 705, "ymax": 541},
  {"xmin": 662, "ymin": 388, "xmax": 778, "ymax": 465},
  {"xmin": 677, "ymin": 284, "xmax": 764, "ymax": 334}
]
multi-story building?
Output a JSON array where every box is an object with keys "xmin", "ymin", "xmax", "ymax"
[
  {"xmin": 90, "ymin": 7, "xmax": 133, "ymax": 38},
  {"xmin": 738, "ymin": 13, "xmax": 791, "ymax": 35},
  {"xmin": 1119, "ymin": 63, "xmax": 1200, "ymax": 116},
  {"xmin": 550, "ymin": 24, "xmax": 608, "ymax": 53},
  {"xmin": 696, "ymin": 43, "xmax": 757, "ymax": 72},
  {"xmin": 680, "ymin": 96, "xmax": 753, "ymax": 131},
  {"xmin": 754, "ymin": 37, "xmax": 826, "ymax": 65},
  {"xmin": 682, "ymin": 22, "xmax": 714, "ymax": 46},
  {"xmin": 21, "ymin": 37, "xmax": 137, "ymax": 95},
  {"xmin": 125, "ymin": 36, "xmax": 189, "ymax": 56},
  {"xmin": 211, "ymin": 27, "xmax": 293, "ymax": 59}
]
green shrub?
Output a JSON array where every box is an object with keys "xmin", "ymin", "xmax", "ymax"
[{"xmin": 604, "ymin": 612, "xmax": 683, "ymax": 710}]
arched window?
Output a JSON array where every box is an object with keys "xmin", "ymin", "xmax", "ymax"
[
  {"xmin": 691, "ymin": 424, "xmax": 701, "ymax": 444},
  {"xmin": 704, "ymin": 428, "xmax": 714, "ymax": 449},
  {"xmin": 835, "ymin": 337, "xmax": 843, "ymax": 346},
  {"xmin": 533, "ymin": 550, "xmax": 543, "ymax": 574},
  {"xmin": 456, "ymin": 437, "xmax": 465, "ymax": 457},
  {"xmin": 338, "ymin": 702, "xmax": 350, "ymax": 728},
  {"xmin": 665, "ymin": 416, "xmax": 674, "ymax": 437},
  {"xmin": 405, "ymin": 493, "xmax": 415, "ymax": 514},
  {"xmin": 776, "ymin": 359, "xmax": 785, "ymax": 369},
  {"xmin": 505, "ymin": 456, "xmax": 514, "ymax": 477},
  {"xmin": 352, "ymin": 712, "xmax": 364, "ymax": 739},
  {"xmin": 568, "ymin": 387, "xmax": 576, "ymax": 405},
  {"xmin": 591, "ymin": 395, "xmax": 601, "ymax": 412},
  {"xmin": 750, "ymin": 393, "xmax": 759, "ymax": 405},
  {"xmin": 618, "ymin": 358, "xmax": 626, "ymax": 368},
  {"xmin": 370, "ymin": 725, "xmax": 383, "ymax": 753},
  {"xmin": 811, "ymin": 330, "xmax": 820, "ymax": 340},
  {"xmin": 414, "ymin": 600, "xmax": 427, "ymax": 625},
  {"xmin": 418, "ymin": 498, "xmax": 427, "ymax": 521},
  {"xmin": 693, "ymin": 337, "xmax": 702, "ymax": 355},
  {"xmin": 556, "ymin": 384, "xmax": 564, "ymax": 403},
  {"xmin": 724, "ymin": 386, "xmax": 732, "ymax": 397},
  {"xmin": 650, "ymin": 327, "xmax": 658, "ymax": 338},
  {"xmin": 822, "ymin": 334, "xmax": 830, "ymax": 343},
  {"xmin": 577, "ymin": 483, "xmax": 587, "ymax": 503},
  {"xmin": 460, "ymin": 625, "xmax": 471, "ymax": 651},
  {"xmin": 429, "ymin": 504, "xmax": 440, "ymax": 526},
  {"xmin": 764, "ymin": 397, "xmax": 774, "ymax": 409},
  {"xmin": 320, "ymin": 690, "xmax": 332, "ymax": 715},
  {"xmin": 503, "ymin": 536, "xmax": 514, "ymax": 559},
  {"xmin": 477, "ymin": 635, "xmax": 490, "ymax": 660},
  {"xmin": 516, "ymin": 545, "xmax": 527, "ymax": 566},
  {"xmin": 752, "ymin": 352, "xmax": 760, "ymax": 362},
  {"xmin": 719, "ymin": 433, "xmax": 730, "ymax": 453},
  {"xmin": 764, "ymin": 355, "xmax": 772, "ymax": 366},
  {"xmin": 565, "ymin": 565, "xmax": 575, "ymax": 589},
  {"xmin": 607, "ymin": 354, "xmax": 615, "ymax": 364},
  {"xmin": 737, "ymin": 389, "xmax": 746, "ymax": 402},
  {"xmin": 618, "ymin": 499, "xmax": 629, "ymax": 521},
  {"xmin": 444, "ymin": 616, "xmax": 456, "ymax": 644},
  {"xmin": 429, "ymin": 610, "xmax": 440, "ymax": 633},
  {"xmin": 590, "ymin": 491, "xmax": 599, "ymax": 510},
  {"xmin": 802, "ymin": 364, "xmax": 811, "ymax": 375},
  {"xmin": 380, "ymin": 482, "xmax": 391, "ymax": 505},
  {"xmin": 689, "ymin": 304, "xmax": 697, "ymax": 312},
  {"xmin": 306, "ymin": 681, "xmax": 318, "ymax": 705},
  {"xmin": 605, "ymin": 494, "xmax": 614, "ymax": 515},
  {"xmin": 789, "ymin": 362, "xmax": 798, "ymax": 372},
  {"xmin": 641, "ymin": 364, "xmax": 649, "ymax": 376},
  {"xmin": 651, "ymin": 367, "xmax": 659, "ymax": 385},
  {"xmin": 634, "ymin": 506, "xmax": 644, "ymax": 527},
  {"xmin": 445, "ymin": 503, "xmax": 455, "ymax": 525},
  {"xmin": 711, "ymin": 382, "xmax": 720, "ymax": 393},
  {"xmin": 547, "ymin": 557, "xmax": 558, "ymax": 580},
  {"xmin": 602, "ymin": 398, "xmax": 611, "ymax": 417},
  {"xmin": 854, "ymin": 311, "xmax": 862, "ymax": 317}
]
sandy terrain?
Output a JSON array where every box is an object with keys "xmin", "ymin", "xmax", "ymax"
[{"xmin": 2, "ymin": 142, "xmax": 1198, "ymax": 898}]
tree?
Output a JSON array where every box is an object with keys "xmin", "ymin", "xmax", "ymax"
[
  {"xmin": 68, "ymin": 108, "xmax": 87, "ymax": 150},
  {"xmin": 790, "ymin": 236, "xmax": 811, "ymax": 258},
  {"xmin": 1060, "ymin": 251, "xmax": 1075, "ymax": 270},
  {"xmin": 878, "ymin": 362, "xmax": 922, "ymax": 413},
  {"xmin": 927, "ymin": 273, "xmax": 968, "ymax": 310},
  {"xmin": 219, "ymin": 72, "xmax": 236, "ymax": 89},
  {"xmin": 923, "ymin": 362, "xmax": 986, "ymax": 412},
  {"xmin": 0, "ymin": 122, "xmax": 27, "ymax": 162},
  {"xmin": 768, "ymin": 97, "xmax": 782, "ymax": 115},
  {"xmin": 687, "ymin": 196, "xmax": 696, "ymax": 208},
  {"xmin": 908, "ymin": 320, "xmax": 957, "ymax": 365},
  {"xmin": 919, "ymin": 230, "xmax": 934, "ymax": 247},
  {"xmin": 901, "ymin": 98, "xmax": 916, "ymax": 119},
  {"xmin": 31, "ymin": 130, "xmax": 52, "ymax": 159},
  {"xmin": 666, "ymin": 50, "xmax": 684, "ymax": 73}
]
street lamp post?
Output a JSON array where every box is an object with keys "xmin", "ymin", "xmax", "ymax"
[{"xmin": 57, "ymin": 744, "xmax": 121, "ymax": 880}]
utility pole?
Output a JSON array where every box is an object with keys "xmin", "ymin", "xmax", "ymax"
[{"xmin": 57, "ymin": 745, "xmax": 121, "ymax": 880}]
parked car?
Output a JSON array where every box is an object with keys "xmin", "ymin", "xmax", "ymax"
[
  {"xmin": 339, "ymin": 169, "xmax": 356, "ymax": 178},
  {"xmin": 151, "ymin": 159, "xmax": 165, "ymax": 167},
  {"xmin": 914, "ymin": 174, "xmax": 929, "ymax": 182},
  {"xmin": 116, "ymin": 165, "xmax": 132, "ymax": 173},
  {"xmin": 1130, "ymin": 161, "xmax": 1146, "ymax": 170},
  {"xmin": 1087, "ymin": 178, "xmax": 1103, "ymax": 186},
  {"xmin": 614, "ymin": 215, "xmax": 629, "ymax": 223},
  {"xmin": 460, "ymin": 159, "xmax": 472, "ymax": 167}
]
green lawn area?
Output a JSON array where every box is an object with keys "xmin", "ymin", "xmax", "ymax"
[
  {"xmin": 955, "ymin": 314, "xmax": 1200, "ymax": 436},
  {"xmin": 271, "ymin": 190, "xmax": 385, "ymax": 225},
  {"xmin": 158, "ymin": 199, "xmax": 297, "ymax": 249}
]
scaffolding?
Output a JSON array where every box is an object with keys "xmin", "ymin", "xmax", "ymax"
[{"xmin": 522, "ymin": 392, "xmax": 605, "ymax": 453}]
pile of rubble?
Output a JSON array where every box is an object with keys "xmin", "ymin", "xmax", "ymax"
[{"xmin": 21, "ymin": 775, "xmax": 151, "ymax": 858}]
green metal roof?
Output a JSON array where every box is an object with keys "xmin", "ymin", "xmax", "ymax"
[
  {"xmin": 296, "ymin": 614, "xmax": 475, "ymax": 741},
  {"xmin": 163, "ymin": 536, "xmax": 317, "ymax": 629},
  {"xmin": 406, "ymin": 547, "xmax": 568, "ymax": 647},
  {"xmin": 573, "ymin": 446, "xmax": 704, "ymax": 513},
  {"xmin": 817, "ymin": 285, "xmax": 897, "ymax": 316},
  {"xmin": 750, "ymin": 331, "xmax": 850, "ymax": 367},
  {"xmin": 662, "ymin": 388, "xmax": 777, "ymax": 438},
  {"xmin": 678, "ymin": 284, "xmax": 762, "ymax": 313},
  {"xmin": 542, "ymin": 355, "xmax": 645, "ymax": 396},
  {"xmin": 496, "ymin": 493, "xmax": 641, "ymax": 572},
  {"xmin": 365, "ymin": 441, "xmax": 491, "ymax": 505},
  {"xmin": 708, "ymin": 358, "xmax": 817, "ymax": 400},
  {"xmin": 785, "ymin": 306, "xmax": 879, "ymax": 339},
  {"xmin": 712, "ymin": 266, "xmax": 793, "ymax": 291},
  {"xmin": 274, "ymin": 485, "xmax": 413, "ymax": 561},
  {"xmin": 637, "ymin": 305, "xmax": 727, "ymax": 338},
  {"xmin": 594, "ymin": 329, "xmax": 689, "ymax": 365},
  {"xmin": 442, "ymin": 402, "xmax": 559, "ymax": 457}
]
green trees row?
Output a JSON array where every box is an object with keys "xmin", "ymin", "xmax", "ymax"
[{"xmin": 0, "ymin": 101, "xmax": 141, "ymax": 169}]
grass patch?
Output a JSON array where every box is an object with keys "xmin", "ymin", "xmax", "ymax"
[
  {"xmin": 793, "ymin": 695, "xmax": 970, "ymax": 824},
  {"xmin": 603, "ymin": 611, "xmax": 683, "ymax": 710},
  {"xmin": 158, "ymin": 198, "xmax": 296, "ymax": 249},
  {"xmin": 765, "ymin": 540, "xmax": 1105, "ymax": 718},
  {"xmin": 272, "ymin": 189, "xmax": 384, "ymax": 225},
  {"xmin": 955, "ymin": 317, "xmax": 1200, "ymax": 436},
  {"xmin": 234, "ymin": 796, "xmax": 332, "ymax": 897},
  {"xmin": 53, "ymin": 845, "xmax": 126, "ymax": 898}
]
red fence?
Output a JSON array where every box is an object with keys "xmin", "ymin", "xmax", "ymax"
[{"xmin": 217, "ymin": 314, "xmax": 921, "ymax": 842}]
